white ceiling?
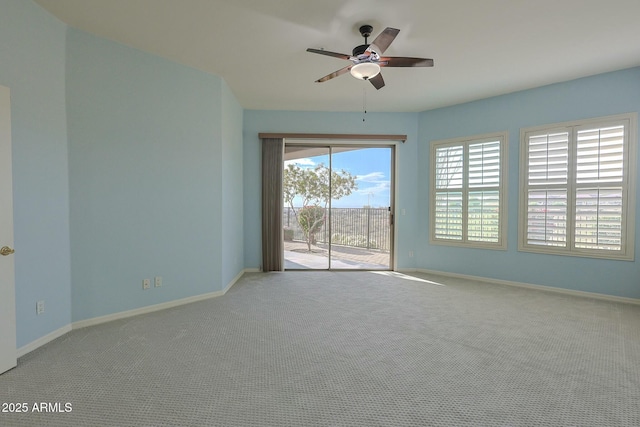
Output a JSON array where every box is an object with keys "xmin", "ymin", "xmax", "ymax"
[{"xmin": 35, "ymin": 0, "xmax": 640, "ymax": 113}]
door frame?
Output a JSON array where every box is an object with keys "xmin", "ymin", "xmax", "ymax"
[
  {"xmin": 0, "ymin": 84, "xmax": 17, "ymax": 375},
  {"xmin": 282, "ymin": 140, "xmax": 397, "ymax": 271}
]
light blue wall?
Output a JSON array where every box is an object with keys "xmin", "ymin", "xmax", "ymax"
[
  {"xmin": 66, "ymin": 29, "xmax": 237, "ymax": 321},
  {"xmin": 221, "ymin": 81, "xmax": 244, "ymax": 285},
  {"xmin": 418, "ymin": 67, "xmax": 640, "ymax": 299},
  {"xmin": 4, "ymin": 0, "xmax": 639, "ymax": 351},
  {"xmin": 0, "ymin": 0, "xmax": 72, "ymax": 347},
  {"xmin": 243, "ymin": 110, "xmax": 419, "ymax": 270}
]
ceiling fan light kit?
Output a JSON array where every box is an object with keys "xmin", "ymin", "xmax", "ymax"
[
  {"xmin": 307, "ymin": 24, "xmax": 434, "ymax": 90},
  {"xmin": 350, "ymin": 62, "xmax": 381, "ymax": 80}
]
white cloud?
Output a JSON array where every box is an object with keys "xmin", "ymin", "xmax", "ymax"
[
  {"xmin": 356, "ymin": 172, "xmax": 385, "ymax": 182},
  {"xmin": 356, "ymin": 179, "xmax": 390, "ymax": 198},
  {"xmin": 355, "ymin": 171, "xmax": 390, "ymax": 196},
  {"xmin": 284, "ymin": 158, "xmax": 315, "ymax": 167},
  {"xmin": 358, "ymin": 182, "xmax": 390, "ymax": 194}
]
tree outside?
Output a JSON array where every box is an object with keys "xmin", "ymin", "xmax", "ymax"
[{"xmin": 283, "ymin": 163, "xmax": 357, "ymax": 251}]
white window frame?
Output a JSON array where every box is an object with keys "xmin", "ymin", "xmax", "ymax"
[
  {"xmin": 429, "ymin": 131, "xmax": 508, "ymax": 250},
  {"xmin": 518, "ymin": 113, "xmax": 637, "ymax": 261}
]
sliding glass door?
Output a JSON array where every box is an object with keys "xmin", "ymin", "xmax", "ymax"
[
  {"xmin": 330, "ymin": 147, "xmax": 393, "ymax": 269},
  {"xmin": 283, "ymin": 145, "xmax": 330, "ymax": 269},
  {"xmin": 283, "ymin": 144, "xmax": 393, "ymax": 270}
]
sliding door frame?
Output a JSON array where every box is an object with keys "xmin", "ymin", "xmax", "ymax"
[
  {"xmin": 282, "ymin": 141, "xmax": 397, "ymax": 271},
  {"xmin": 261, "ymin": 132, "xmax": 405, "ymax": 272}
]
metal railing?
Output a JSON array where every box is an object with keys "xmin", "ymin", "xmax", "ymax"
[{"xmin": 283, "ymin": 207, "xmax": 391, "ymax": 251}]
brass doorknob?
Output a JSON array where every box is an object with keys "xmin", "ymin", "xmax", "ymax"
[{"xmin": 0, "ymin": 246, "xmax": 15, "ymax": 256}]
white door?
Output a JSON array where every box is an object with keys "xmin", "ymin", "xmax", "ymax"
[{"xmin": 0, "ymin": 85, "xmax": 17, "ymax": 374}]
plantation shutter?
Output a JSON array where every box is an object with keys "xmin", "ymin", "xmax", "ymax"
[
  {"xmin": 434, "ymin": 146, "xmax": 463, "ymax": 240},
  {"xmin": 520, "ymin": 115, "xmax": 634, "ymax": 259},
  {"xmin": 431, "ymin": 133, "xmax": 505, "ymax": 248},
  {"xmin": 525, "ymin": 131, "xmax": 569, "ymax": 247},
  {"xmin": 468, "ymin": 141, "xmax": 500, "ymax": 242},
  {"xmin": 574, "ymin": 125, "xmax": 625, "ymax": 251}
]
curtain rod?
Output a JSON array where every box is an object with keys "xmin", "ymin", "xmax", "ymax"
[{"xmin": 259, "ymin": 133, "xmax": 407, "ymax": 142}]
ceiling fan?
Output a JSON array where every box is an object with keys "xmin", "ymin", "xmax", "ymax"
[{"xmin": 307, "ymin": 25, "xmax": 434, "ymax": 90}]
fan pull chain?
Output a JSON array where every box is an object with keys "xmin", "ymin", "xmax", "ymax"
[{"xmin": 362, "ymin": 88, "xmax": 367, "ymax": 122}]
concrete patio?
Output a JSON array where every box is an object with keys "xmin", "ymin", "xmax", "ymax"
[{"xmin": 284, "ymin": 240, "xmax": 391, "ymax": 270}]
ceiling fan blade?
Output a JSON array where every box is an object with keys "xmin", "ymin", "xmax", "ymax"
[
  {"xmin": 306, "ymin": 48, "xmax": 351, "ymax": 60},
  {"xmin": 380, "ymin": 57, "xmax": 434, "ymax": 67},
  {"xmin": 368, "ymin": 27, "xmax": 400, "ymax": 54},
  {"xmin": 316, "ymin": 65, "xmax": 352, "ymax": 83},
  {"xmin": 368, "ymin": 73, "xmax": 385, "ymax": 90}
]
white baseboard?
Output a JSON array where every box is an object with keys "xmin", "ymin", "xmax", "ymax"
[
  {"xmin": 222, "ymin": 268, "xmax": 249, "ymax": 293},
  {"xmin": 17, "ymin": 324, "xmax": 72, "ymax": 358},
  {"xmin": 410, "ymin": 268, "xmax": 640, "ymax": 305},
  {"xmin": 72, "ymin": 289, "xmax": 227, "ymax": 330},
  {"xmin": 73, "ymin": 269, "xmax": 251, "ymax": 330},
  {"xmin": 19, "ymin": 269, "xmax": 253, "ymax": 357}
]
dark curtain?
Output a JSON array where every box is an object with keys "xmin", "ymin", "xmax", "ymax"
[{"xmin": 261, "ymin": 138, "xmax": 284, "ymax": 271}]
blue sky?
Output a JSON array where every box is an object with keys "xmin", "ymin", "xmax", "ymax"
[{"xmin": 284, "ymin": 147, "xmax": 391, "ymax": 208}]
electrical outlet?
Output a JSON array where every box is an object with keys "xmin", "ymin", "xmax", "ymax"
[
  {"xmin": 154, "ymin": 276, "xmax": 162, "ymax": 287},
  {"xmin": 401, "ymin": 209, "xmax": 406, "ymax": 216},
  {"xmin": 36, "ymin": 300, "xmax": 45, "ymax": 315},
  {"xmin": 409, "ymin": 251, "xmax": 414, "ymax": 258},
  {"xmin": 142, "ymin": 279, "xmax": 151, "ymax": 290}
]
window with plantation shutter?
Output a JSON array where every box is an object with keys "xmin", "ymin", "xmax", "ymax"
[
  {"xmin": 525, "ymin": 132, "xmax": 569, "ymax": 247},
  {"xmin": 519, "ymin": 114, "xmax": 637, "ymax": 260},
  {"xmin": 430, "ymin": 132, "xmax": 507, "ymax": 249}
]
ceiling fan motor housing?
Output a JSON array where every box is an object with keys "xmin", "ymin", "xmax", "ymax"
[{"xmin": 352, "ymin": 44, "xmax": 369, "ymax": 56}]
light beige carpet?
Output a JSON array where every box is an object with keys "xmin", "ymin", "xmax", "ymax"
[{"xmin": 1, "ymin": 271, "xmax": 638, "ymax": 426}]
